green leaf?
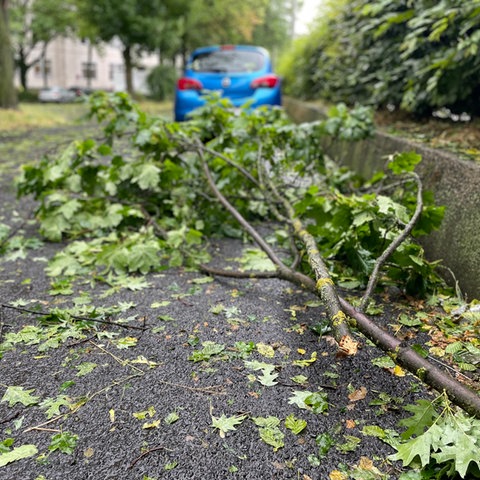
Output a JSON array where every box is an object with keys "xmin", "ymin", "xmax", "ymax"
[
  {"xmin": 75, "ymin": 362, "xmax": 97, "ymax": 376},
  {"xmin": 189, "ymin": 341, "xmax": 225, "ymax": 362},
  {"xmin": 371, "ymin": 356, "xmax": 396, "ymax": 369},
  {"xmin": 133, "ymin": 406, "xmax": 156, "ymax": 420},
  {"xmin": 164, "ymin": 460, "xmax": 178, "ymax": 471},
  {"xmin": 305, "ymin": 392, "xmax": 329, "ymax": 414},
  {"xmin": 258, "ymin": 425, "xmax": 284, "ymax": 451},
  {"xmin": 292, "ymin": 351, "xmax": 317, "ymax": 367},
  {"xmin": 431, "ymin": 416, "xmax": 480, "ymax": 478},
  {"xmin": 388, "ymin": 151, "xmax": 422, "ymax": 174},
  {"xmin": 1, "ymin": 386, "xmax": 40, "ymax": 407},
  {"xmin": 288, "ymin": 390, "xmax": 329, "ymax": 413},
  {"xmin": 211, "ymin": 414, "xmax": 247, "ymax": 438},
  {"xmin": 252, "ymin": 416, "xmax": 280, "ymax": 428},
  {"xmin": 256, "ymin": 342, "xmax": 275, "ymax": 358},
  {"xmin": 398, "ymin": 400, "xmax": 438, "ymax": 439},
  {"xmin": 257, "ymin": 369, "xmax": 279, "ymax": 387},
  {"xmin": 49, "ymin": 431, "xmax": 78, "ymax": 455},
  {"xmin": 0, "ymin": 444, "xmax": 38, "ymax": 466},
  {"xmin": 0, "ymin": 438, "xmax": 14, "ymax": 453},
  {"xmin": 389, "ymin": 428, "xmax": 437, "ymax": 467},
  {"xmin": 133, "ymin": 163, "xmax": 161, "ymax": 190},
  {"xmin": 336, "ymin": 435, "xmax": 361, "ymax": 453},
  {"xmin": 150, "ymin": 300, "xmax": 171, "ymax": 308},
  {"xmin": 191, "ymin": 276, "xmax": 214, "ymax": 284},
  {"xmin": 244, "ymin": 360, "xmax": 278, "ymax": 386},
  {"xmin": 290, "ymin": 375, "xmax": 308, "ymax": 385},
  {"xmin": 127, "ymin": 242, "xmax": 160, "ymax": 274},
  {"xmin": 285, "ymin": 414, "xmax": 307, "ymax": 434},
  {"xmin": 236, "ymin": 248, "xmax": 276, "ymax": 271},
  {"xmin": 315, "ymin": 432, "xmax": 334, "ymax": 458},
  {"xmin": 253, "ymin": 417, "xmax": 284, "ymax": 450},
  {"xmin": 40, "ymin": 395, "xmax": 73, "ymax": 419},
  {"xmin": 288, "ymin": 390, "xmax": 313, "ymax": 410},
  {"xmin": 164, "ymin": 411, "xmax": 180, "ymax": 425},
  {"xmin": 114, "ymin": 336, "xmax": 138, "ymax": 349}
]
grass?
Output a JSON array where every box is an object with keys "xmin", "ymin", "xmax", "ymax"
[{"xmin": 0, "ymin": 99, "xmax": 173, "ymax": 132}]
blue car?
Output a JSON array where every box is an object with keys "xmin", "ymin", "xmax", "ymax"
[{"xmin": 174, "ymin": 45, "xmax": 282, "ymax": 121}]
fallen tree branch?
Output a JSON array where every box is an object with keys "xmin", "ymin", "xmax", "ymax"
[{"xmin": 195, "ymin": 142, "xmax": 480, "ymax": 417}]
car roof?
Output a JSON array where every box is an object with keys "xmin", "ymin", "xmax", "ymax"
[{"xmin": 191, "ymin": 45, "xmax": 269, "ymax": 57}]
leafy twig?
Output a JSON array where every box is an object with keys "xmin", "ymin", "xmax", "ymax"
[{"xmin": 360, "ymin": 172, "xmax": 423, "ymax": 311}]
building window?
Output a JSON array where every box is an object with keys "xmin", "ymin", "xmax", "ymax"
[
  {"xmin": 109, "ymin": 63, "xmax": 123, "ymax": 81},
  {"xmin": 82, "ymin": 62, "xmax": 97, "ymax": 79},
  {"xmin": 34, "ymin": 59, "xmax": 52, "ymax": 77}
]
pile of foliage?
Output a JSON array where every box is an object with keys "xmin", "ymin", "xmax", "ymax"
[
  {"xmin": 279, "ymin": 0, "xmax": 480, "ymax": 117},
  {"xmin": 16, "ymin": 92, "xmax": 444, "ymax": 296}
]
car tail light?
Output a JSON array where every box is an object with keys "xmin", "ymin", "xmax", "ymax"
[
  {"xmin": 251, "ymin": 74, "xmax": 280, "ymax": 89},
  {"xmin": 177, "ymin": 78, "xmax": 203, "ymax": 91}
]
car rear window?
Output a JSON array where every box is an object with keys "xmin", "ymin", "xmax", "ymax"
[{"xmin": 190, "ymin": 50, "xmax": 265, "ymax": 73}]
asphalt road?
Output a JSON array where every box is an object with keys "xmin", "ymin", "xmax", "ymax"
[{"xmin": 0, "ymin": 127, "xmax": 432, "ymax": 480}]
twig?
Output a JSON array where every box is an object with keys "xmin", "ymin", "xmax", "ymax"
[
  {"xmin": 128, "ymin": 445, "xmax": 172, "ymax": 470},
  {"xmin": 89, "ymin": 341, "xmax": 146, "ymax": 374},
  {"xmin": 0, "ymin": 303, "xmax": 147, "ymax": 331},
  {"xmin": 191, "ymin": 141, "xmax": 260, "ymax": 188},
  {"xmin": 359, "ymin": 172, "xmax": 423, "ymax": 311},
  {"xmin": 24, "ymin": 373, "xmax": 143, "ymax": 433},
  {"xmin": 199, "ymin": 264, "xmax": 277, "ymax": 279}
]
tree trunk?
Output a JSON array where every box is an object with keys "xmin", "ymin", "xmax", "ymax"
[
  {"xmin": 18, "ymin": 46, "xmax": 28, "ymax": 92},
  {"xmin": 123, "ymin": 45, "xmax": 134, "ymax": 94},
  {"xmin": 0, "ymin": 0, "xmax": 18, "ymax": 109}
]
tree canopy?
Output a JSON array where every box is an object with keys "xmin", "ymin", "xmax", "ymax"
[
  {"xmin": 279, "ymin": 0, "xmax": 480, "ymax": 117},
  {"xmin": 9, "ymin": 0, "xmax": 76, "ymax": 91}
]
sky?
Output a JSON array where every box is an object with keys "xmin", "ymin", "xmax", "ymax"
[{"xmin": 295, "ymin": 0, "xmax": 325, "ymax": 35}]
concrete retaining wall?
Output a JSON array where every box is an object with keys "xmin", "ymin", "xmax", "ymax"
[{"xmin": 284, "ymin": 97, "xmax": 480, "ymax": 300}]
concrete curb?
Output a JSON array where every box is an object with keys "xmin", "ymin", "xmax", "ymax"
[{"xmin": 284, "ymin": 97, "xmax": 480, "ymax": 299}]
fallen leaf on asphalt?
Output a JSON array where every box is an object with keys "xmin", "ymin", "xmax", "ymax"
[
  {"xmin": 348, "ymin": 386, "xmax": 367, "ymax": 402},
  {"xmin": 329, "ymin": 470, "xmax": 347, "ymax": 480},
  {"xmin": 346, "ymin": 419, "xmax": 356, "ymax": 429}
]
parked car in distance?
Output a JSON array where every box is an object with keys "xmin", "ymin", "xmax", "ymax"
[
  {"xmin": 38, "ymin": 86, "xmax": 77, "ymax": 103},
  {"xmin": 68, "ymin": 86, "xmax": 95, "ymax": 97},
  {"xmin": 174, "ymin": 45, "xmax": 282, "ymax": 121}
]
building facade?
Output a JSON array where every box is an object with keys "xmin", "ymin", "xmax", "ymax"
[{"xmin": 17, "ymin": 36, "xmax": 159, "ymax": 94}]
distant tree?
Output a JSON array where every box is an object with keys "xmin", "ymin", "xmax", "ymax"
[
  {"xmin": 172, "ymin": 0, "xmax": 272, "ymax": 68},
  {"xmin": 9, "ymin": 0, "xmax": 76, "ymax": 91},
  {"xmin": 76, "ymin": 0, "xmax": 180, "ymax": 94},
  {"xmin": 0, "ymin": 0, "xmax": 17, "ymax": 108},
  {"xmin": 253, "ymin": 0, "xmax": 296, "ymax": 59},
  {"xmin": 279, "ymin": 0, "xmax": 480, "ymax": 117}
]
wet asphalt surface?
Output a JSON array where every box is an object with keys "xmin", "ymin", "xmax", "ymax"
[{"xmin": 0, "ymin": 127, "xmax": 434, "ymax": 480}]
